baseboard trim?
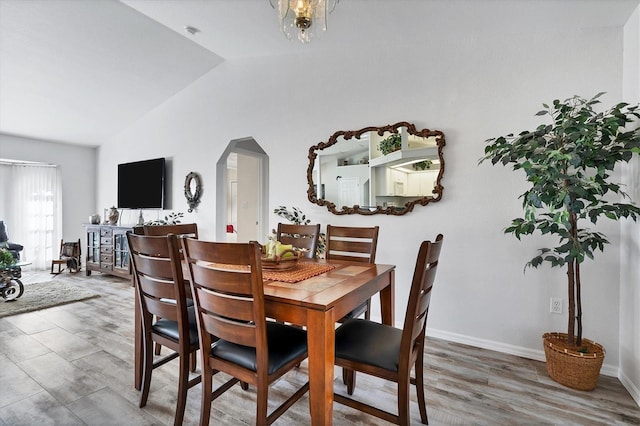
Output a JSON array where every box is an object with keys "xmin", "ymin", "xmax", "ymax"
[
  {"xmin": 619, "ymin": 370, "xmax": 640, "ymax": 407},
  {"xmin": 426, "ymin": 328, "xmax": 619, "ymax": 377}
]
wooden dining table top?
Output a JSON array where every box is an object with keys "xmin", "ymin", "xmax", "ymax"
[{"xmin": 262, "ymin": 259, "xmax": 395, "ymax": 315}]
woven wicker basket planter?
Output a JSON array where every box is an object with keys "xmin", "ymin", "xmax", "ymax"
[{"xmin": 543, "ymin": 332, "xmax": 605, "ymax": 391}]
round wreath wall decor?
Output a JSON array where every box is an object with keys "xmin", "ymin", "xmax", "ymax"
[{"xmin": 184, "ymin": 172, "xmax": 202, "ymax": 212}]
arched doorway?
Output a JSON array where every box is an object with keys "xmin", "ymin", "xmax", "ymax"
[{"xmin": 216, "ymin": 138, "xmax": 269, "ymax": 242}]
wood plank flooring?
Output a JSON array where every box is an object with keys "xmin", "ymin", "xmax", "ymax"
[{"xmin": 0, "ymin": 270, "xmax": 638, "ymax": 425}]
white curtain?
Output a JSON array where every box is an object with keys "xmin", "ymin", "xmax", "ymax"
[{"xmin": 2, "ymin": 164, "xmax": 62, "ymax": 270}]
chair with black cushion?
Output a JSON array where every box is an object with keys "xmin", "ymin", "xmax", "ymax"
[
  {"xmin": 181, "ymin": 238, "xmax": 310, "ymax": 426},
  {"xmin": 143, "ymin": 223, "xmax": 198, "ymax": 357},
  {"xmin": 142, "ymin": 223, "xmax": 198, "ymax": 239},
  {"xmin": 333, "ymin": 234, "xmax": 444, "ymax": 425},
  {"xmin": 51, "ymin": 239, "xmax": 81, "ymax": 274},
  {"xmin": 276, "ymin": 223, "xmax": 320, "ymax": 259},
  {"xmin": 325, "ymin": 225, "xmax": 379, "ymax": 321},
  {"xmin": 127, "ymin": 232, "xmax": 201, "ymax": 426}
]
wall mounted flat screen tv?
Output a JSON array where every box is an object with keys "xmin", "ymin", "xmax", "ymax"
[{"xmin": 117, "ymin": 157, "xmax": 166, "ymax": 209}]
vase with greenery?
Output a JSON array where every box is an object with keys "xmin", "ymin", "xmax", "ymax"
[
  {"xmin": 378, "ymin": 133, "xmax": 402, "ymax": 155},
  {"xmin": 273, "ymin": 206, "xmax": 326, "ymax": 257},
  {"xmin": 480, "ymin": 93, "xmax": 640, "ymax": 389}
]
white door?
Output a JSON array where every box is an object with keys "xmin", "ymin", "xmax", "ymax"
[
  {"xmin": 236, "ymin": 153, "xmax": 260, "ymax": 242},
  {"xmin": 338, "ymin": 177, "xmax": 360, "ymax": 207}
]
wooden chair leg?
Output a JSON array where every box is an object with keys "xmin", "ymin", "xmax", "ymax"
[
  {"xmin": 256, "ymin": 381, "xmax": 269, "ymax": 426},
  {"xmin": 139, "ymin": 336, "xmax": 153, "ymax": 407},
  {"xmin": 155, "ymin": 342, "xmax": 162, "ymax": 355},
  {"xmin": 174, "ymin": 349, "xmax": 189, "ymax": 426},
  {"xmin": 415, "ymin": 355, "xmax": 429, "ymax": 424},
  {"xmin": 398, "ymin": 376, "xmax": 411, "ymax": 426},
  {"xmin": 199, "ymin": 368, "xmax": 213, "ymax": 426},
  {"xmin": 343, "ymin": 368, "xmax": 355, "ymax": 395}
]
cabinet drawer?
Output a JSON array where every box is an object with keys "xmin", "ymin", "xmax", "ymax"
[
  {"xmin": 101, "ymin": 237, "xmax": 113, "ymax": 246},
  {"xmin": 100, "ymin": 246, "xmax": 113, "ymax": 254},
  {"xmin": 100, "ymin": 228, "xmax": 113, "ymax": 237},
  {"xmin": 100, "ymin": 253, "xmax": 113, "ymax": 263},
  {"xmin": 100, "ymin": 263, "xmax": 113, "ymax": 272}
]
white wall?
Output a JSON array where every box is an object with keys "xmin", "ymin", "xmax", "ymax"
[
  {"xmin": 97, "ymin": 25, "xmax": 632, "ymax": 374},
  {"xmin": 0, "ymin": 133, "xmax": 96, "ymax": 245},
  {"xmin": 620, "ymin": 3, "xmax": 640, "ymax": 405}
]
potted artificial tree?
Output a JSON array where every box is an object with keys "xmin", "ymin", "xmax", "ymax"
[{"xmin": 480, "ymin": 93, "xmax": 640, "ymax": 390}]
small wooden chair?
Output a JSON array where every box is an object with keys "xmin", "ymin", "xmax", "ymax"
[
  {"xmin": 51, "ymin": 239, "xmax": 81, "ymax": 274},
  {"xmin": 181, "ymin": 238, "xmax": 310, "ymax": 426},
  {"xmin": 276, "ymin": 223, "xmax": 321, "ymax": 259},
  {"xmin": 333, "ymin": 234, "xmax": 444, "ymax": 425}
]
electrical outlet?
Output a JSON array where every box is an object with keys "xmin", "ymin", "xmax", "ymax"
[{"xmin": 550, "ymin": 298, "xmax": 562, "ymax": 314}]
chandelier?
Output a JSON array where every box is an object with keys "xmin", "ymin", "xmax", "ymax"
[{"xmin": 269, "ymin": 0, "xmax": 339, "ymax": 44}]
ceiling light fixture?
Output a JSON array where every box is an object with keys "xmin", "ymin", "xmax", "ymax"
[{"xmin": 269, "ymin": 0, "xmax": 339, "ymax": 44}]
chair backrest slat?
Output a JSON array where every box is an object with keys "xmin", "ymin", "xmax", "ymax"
[
  {"xmin": 133, "ymin": 255, "xmax": 174, "ymax": 278},
  {"xmin": 326, "ymin": 225, "xmax": 379, "ymax": 264},
  {"xmin": 196, "ymin": 286, "xmax": 254, "ymax": 323},
  {"xmin": 144, "ymin": 297, "xmax": 180, "ymax": 322},
  {"xmin": 200, "ymin": 309, "xmax": 257, "ymax": 348},
  {"xmin": 191, "ymin": 264, "xmax": 253, "ymax": 295},
  {"xmin": 137, "ymin": 275, "xmax": 177, "ymax": 300}
]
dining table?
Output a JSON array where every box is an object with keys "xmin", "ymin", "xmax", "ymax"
[{"xmin": 133, "ymin": 258, "xmax": 396, "ymax": 426}]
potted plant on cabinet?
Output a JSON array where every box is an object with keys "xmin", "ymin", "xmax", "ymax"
[
  {"xmin": 480, "ymin": 93, "xmax": 640, "ymax": 390},
  {"xmin": 378, "ymin": 133, "xmax": 402, "ymax": 155}
]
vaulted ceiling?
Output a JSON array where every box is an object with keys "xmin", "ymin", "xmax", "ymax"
[{"xmin": 1, "ymin": 0, "xmax": 638, "ymax": 147}]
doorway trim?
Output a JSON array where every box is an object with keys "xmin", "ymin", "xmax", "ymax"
[{"xmin": 216, "ymin": 137, "xmax": 269, "ymax": 241}]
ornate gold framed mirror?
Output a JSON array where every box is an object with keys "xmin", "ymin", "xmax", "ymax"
[{"xmin": 307, "ymin": 122, "xmax": 445, "ymax": 215}]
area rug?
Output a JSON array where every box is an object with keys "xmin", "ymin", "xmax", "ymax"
[{"xmin": 0, "ymin": 281, "xmax": 100, "ymax": 318}]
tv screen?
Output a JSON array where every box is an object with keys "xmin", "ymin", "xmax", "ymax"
[{"xmin": 117, "ymin": 158, "xmax": 166, "ymax": 209}]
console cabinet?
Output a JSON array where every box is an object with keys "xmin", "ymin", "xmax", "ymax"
[{"xmin": 84, "ymin": 224, "xmax": 132, "ymax": 279}]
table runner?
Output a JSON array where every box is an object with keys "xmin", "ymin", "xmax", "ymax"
[{"xmin": 207, "ymin": 261, "xmax": 337, "ymax": 283}]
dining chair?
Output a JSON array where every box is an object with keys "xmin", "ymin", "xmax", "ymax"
[
  {"xmin": 325, "ymin": 225, "xmax": 379, "ymax": 321},
  {"xmin": 333, "ymin": 234, "xmax": 444, "ymax": 425},
  {"xmin": 181, "ymin": 238, "xmax": 310, "ymax": 426},
  {"xmin": 276, "ymin": 222, "xmax": 320, "ymax": 259},
  {"xmin": 143, "ymin": 223, "xmax": 198, "ymax": 356},
  {"xmin": 127, "ymin": 232, "xmax": 201, "ymax": 426},
  {"xmin": 142, "ymin": 223, "xmax": 198, "ymax": 238}
]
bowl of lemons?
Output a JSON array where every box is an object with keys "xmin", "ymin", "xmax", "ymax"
[{"xmin": 261, "ymin": 241, "xmax": 304, "ymax": 270}]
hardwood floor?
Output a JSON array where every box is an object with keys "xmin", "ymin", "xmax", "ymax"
[{"xmin": 0, "ymin": 270, "xmax": 638, "ymax": 425}]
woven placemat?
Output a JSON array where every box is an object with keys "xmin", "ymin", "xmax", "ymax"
[
  {"xmin": 207, "ymin": 261, "xmax": 337, "ymax": 283},
  {"xmin": 263, "ymin": 262, "xmax": 336, "ymax": 283}
]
